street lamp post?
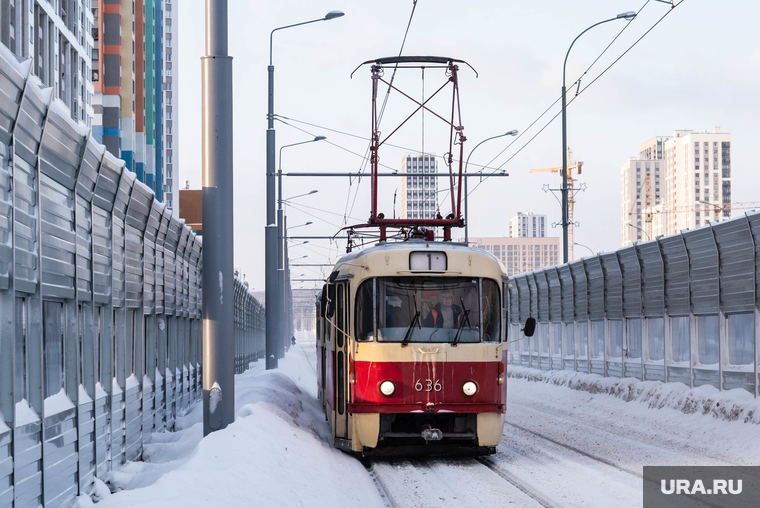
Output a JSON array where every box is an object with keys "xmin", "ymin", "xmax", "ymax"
[
  {"xmin": 202, "ymin": 0, "xmax": 235, "ymax": 435},
  {"xmin": 627, "ymin": 222, "xmax": 650, "ymax": 241},
  {"xmin": 266, "ymin": 12, "xmax": 344, "ymax": 370},
  {"xmin": 463, "ymin": 130, "xmax": 518, "ymax": 245},
  {"xmin": 573, "ymin": 242, "xmax": 595, "ymax": 256},
  {"xmin": 561, "ymin": 11, "xmax": 635, "ymax": 264},
  {"xmin": 277, "ymin": 138, "xmax": 324, "ymax": 359}
]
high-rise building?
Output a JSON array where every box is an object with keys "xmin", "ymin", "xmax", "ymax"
[
  {"xmin": 663, "ymin": 128, "xmax": 731, "ymax": 234},
  {"xmin": 465, "ymin": 236, "xmax": 560, "ymax": 276},
  {"xmin": 621, "ymin": 128, "xmax": 731, "ymax": 246},
  {"xmin": 509, "ymin": 212, "xmax": 546, "ymax": 238},
  {"xmin": 401, "ymin": 154, "xmax": 439, "ymax": 220},
  {"xmin": 91, "ymin": 0, "xmax": 176, "ymax": 209},
  {"xmin": 1, "ymin": 0, "xmax": 94, "ymax": 127}
]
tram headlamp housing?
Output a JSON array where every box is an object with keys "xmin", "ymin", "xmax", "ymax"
[
  {"xmin": 379, "ymin": 380, "xmax": 396, "ymax": 397},
  {"xmin": 462, "ymin": 381, "xmax": 478, "ymax": 397}
]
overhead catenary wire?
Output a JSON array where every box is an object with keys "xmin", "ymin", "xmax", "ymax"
[
  {"xmin": 343, "ymin": 0, "xmax": 420, "ymax": 227},
  {"xmin": 468, "ymin": 0, "xmax": 685, "ymax": 197}
]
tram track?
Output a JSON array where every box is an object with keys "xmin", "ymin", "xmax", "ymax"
[{"xmin": 502, "ymin": 421, "xmax": 642, "ymax": 479}]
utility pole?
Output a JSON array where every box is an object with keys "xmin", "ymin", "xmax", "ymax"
[{"xmin": 202, "ymin": 0, "xmax": 235, "ymax": 435}]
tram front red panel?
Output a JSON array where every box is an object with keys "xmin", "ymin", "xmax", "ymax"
[{"xmin": 350, "ymin": 360, "xmax": 505, "ymax": 413}]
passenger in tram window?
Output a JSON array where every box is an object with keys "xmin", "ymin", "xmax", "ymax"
[{"xmin": 423, "ymin": 290, "xmax": 463, "ymax": 329}]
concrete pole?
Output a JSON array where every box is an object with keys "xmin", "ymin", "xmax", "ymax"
[
  {"xmin": 202, "ymin": 0, "xmax": 235, "ymax": 435},
  {"xmin": 265, "ymin": 58, "xmax": 280, "ymax": 370}
]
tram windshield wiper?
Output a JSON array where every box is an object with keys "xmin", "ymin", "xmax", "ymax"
[
  {"xmin": 402, "ymin": 296, "xmax": 421, "ymax": 347},
  {"xmin": 452, "ymin": 297, "xmax": 472, "ymax": 347}
]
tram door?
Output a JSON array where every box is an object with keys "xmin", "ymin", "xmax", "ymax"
[{"xmin": 333, "ymin": 282, "xmax": 349, "ymax": 439}]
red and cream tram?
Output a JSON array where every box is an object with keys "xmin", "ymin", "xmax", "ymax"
[
  {"xmin": 316, "ymin": 242, "xmax": 534, "ymax": 455},
  {"xmin": 314, "ymin": 55, "xmax": 534, "ymax": 455}
]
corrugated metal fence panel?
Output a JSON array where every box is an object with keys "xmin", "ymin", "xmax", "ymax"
[
  {"xmin": 0, "ymin": 45, "xmax": 26, "ymax": 146},
  {"xmin": 38, "ymin": 98, "xmax": 87, "ymax": 191},
  {"xmin": 585, "ymin": 257, "xmax": 604, "ymax": 321},
  {"xmin": 683, "ymin": 227, "xmax": 719, "ymax": 315},
  {"xmin": 164, "ymin": 250, "xmax": 176, "ymax": 316},
  {"xmin": 618, "ymin": 246, "xmax": 641, "ymax": 318},
  {"xmin": 713, "ymin": 218, "xmax": 755, "ymax": 314},
  {"xmin": 13, "ymin": 106, "xmax": 43, "ymax": 295},
  {"xmin": 154, "ymin": 206, "xmax": 171, "ymax": 315},
  {"xmin": 509, "ymin": 277, "xmax": 519, "ymax": 324},
  {"xmin": 143, "ymin": 200, "xmax": 160, "ymax": 314},
  {"xmin": 748, "ymin": 212, "xmax": 760, "ymax": 310},
  {"xmin": 535, "ymin": 271, "xmax": 549, "ymax": 323},
  {"xmin": 43, "ymin": 404, "xmax": 78, "ymax": 508},
  {"xmin": 13, "ymin": 419, "xmax": 42, "ymax": 507},
  {"xmin": 516, "ymin": 275, "xmax": 530, "ymax": 322},
  {"xmin": 112, "ymin": 218, "xmax": 125, "ymax": 308},
  {"xmin": 39, "ymin": 173, "xmax": 76, "ymax": 299},
  {"xmin": 92, "ymin": 152, "xmax": 121, "ymax": 213},
  {"xmin": 75, "ymin": 135, "xmax": 102, "ymax": 203},
  {"xmin": 0, "ymin": 421, "xmax": 11, "ymax": 506},
  {"xmin": 569, "ymin": 260, "xmax": 588, "ymax": 321},
  {"xmin": 659, "ymin": 235, "xmax": 690, "ymax": 317},
  {"xmin": 76, "ymin": 195, "xmax": 93, "ymax": 301},
  {"xmin": 638, "ymin": 241, "xmax": 665, "ymax": 318},
  {"xmin": 94, "ymin": 389, "xmax": 109, "ymax": 479},
  {"xmin": 124, "ymin": 225, "xmax": 144, "ymax": 309},
  {"xmin": 599, "ymin": 252, "xmax": 622, "ymax": 320},
  {"xmin": 546, "ymin": 268, "xmax": 561, "ymax": 323},
  {"xmin": 0, "ymin": 143, "xmax": 10, "ymax": 291},
  {"xmin": 558, "ymin": 264, "xmax": 574, "ymax": 322},
  {"xmin": 92, "ymin": 206, "xmax": 112, "ymax": 304},
  {"xmin": 77, "ymin": 389, "xmax": 96, "ymax": 496},
  {"xmin": 13, "ymin": 76, "xmax": 47, "ymax": 167}
]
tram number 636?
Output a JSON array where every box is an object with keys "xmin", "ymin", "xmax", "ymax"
[{"xmin": 415, "ymin": 379, "xmax": 442, "ymax": 392}]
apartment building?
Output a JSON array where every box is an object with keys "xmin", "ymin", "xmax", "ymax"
[
  {"xmin": 90, "ymin": 0, "xmax": 176, "ymax": 208},
  {"xmin": 509, "ymin": 212, "xmax": 546, "ymax": 238},
  {"xmin": 621, "ymin": 128, "xmax": 731, "ymax": 246},
  {"xmin": 466, "ymin": 236, "xmax": 560, "ymax": 276},
  {"xmin": 1, "ymin": 0, "xmax": 94, "ymax": 126},
  {"xmin": 401, "ymin": 153, "xmax": 439, "ymax": 220}
]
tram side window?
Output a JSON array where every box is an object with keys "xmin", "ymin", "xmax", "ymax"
[
  {"xmin": 43, "ymin": 301, "xmax": 65, "ymax": 398},
  {"xmin": 482, "ymin": 279, "xmax": 501, "ymax": 342},
  {"xmin": 355, "ymin": 280, "xmax": 374, "ymax": 341}
]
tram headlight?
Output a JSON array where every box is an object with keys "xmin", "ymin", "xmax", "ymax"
[
  {"xmin": 379, "ymin": 380, "xmax": 396, "ymax": 397},
  {"xmin": 462, "ymin": 381, "xmax": 478, "ymax": 397}
]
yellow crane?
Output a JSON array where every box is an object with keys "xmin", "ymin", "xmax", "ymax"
[{"xmin": 530, "ymin": 147, "xmax": 583, "ymax": 260}]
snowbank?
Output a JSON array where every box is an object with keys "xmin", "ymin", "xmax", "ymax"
[
  {"xmin": 94, "ymin": 332, "xmax": 383, "ymax": 508},
  {"xmin": 508, "ymin": 366, "xmax": 760, "ymax": 424}
]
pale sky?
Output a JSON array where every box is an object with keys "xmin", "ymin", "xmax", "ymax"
[{"xmin": 177, "ymin": 0, "xmax": 760, "ymax": 291}]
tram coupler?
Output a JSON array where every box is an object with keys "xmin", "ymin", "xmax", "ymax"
[{"xmin": 421, "ymin": 425, "xmax": 443, "ymax": 442}]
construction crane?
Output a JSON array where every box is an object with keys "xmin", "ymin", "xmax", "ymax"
[{"xmin": 530, "ymin": 147, "xmax": 584, "ymax": 260}]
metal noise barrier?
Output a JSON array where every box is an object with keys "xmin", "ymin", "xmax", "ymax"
[
  {"xmin": 0, "ymin": 45, "xmax": 264, "ymax": 506},
  {"xmin": 506, "ymin": 210, "xmax": 760, "ymax": 397}
]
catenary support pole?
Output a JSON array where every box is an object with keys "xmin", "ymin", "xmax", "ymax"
[
  {"xmin": 202, "ymin": 0, "xmax": 235, "ymax": 435},
  {"xmin": 266, "ymin": 54, "xmax": 280, "ymax": 369}
]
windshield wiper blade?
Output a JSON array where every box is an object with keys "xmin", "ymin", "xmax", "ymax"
[
  {"xmin": 452, "ymin": 297, "xmax": 472, "ymax": 347},
  {"xmin": 402, "ymin": 295, "xmax": 421, "ymax": 347}
]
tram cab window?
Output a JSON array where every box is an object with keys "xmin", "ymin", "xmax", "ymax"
[{"xmin": 354, "ymin": 276, "xmax": 500, "ymax": 344}]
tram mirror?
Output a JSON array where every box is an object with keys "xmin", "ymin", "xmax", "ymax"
[
  {"xmin": 326, "ymin": 299, "xmax": 335, "ymax": 319},
  {"xmin": 523, "ymin": 317, "xmax": 536, "ymax": 337}
]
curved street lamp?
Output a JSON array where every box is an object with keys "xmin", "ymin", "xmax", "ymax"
[
  {"xmin": 573, "ymin": 242, "xmax": 595, "ymax": 256},
  {"xmin": 266, "ymin": 12, "xmax": 344, "ymax": 369},
  {"xmin": 560, "ymin": 11, "xmax": 636, "ymax": 264},
  {"xmin": 463, "ymin": 130, "xmax": 518, "ymax": 245},
  {"xmin": 627, "ymin": 222, "xmax": 650, "ymax": 241}
]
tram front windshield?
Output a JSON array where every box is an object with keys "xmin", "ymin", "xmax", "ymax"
[{"xmin": 355, "ymin": 277, "xmax": 501, "ymax": 343}]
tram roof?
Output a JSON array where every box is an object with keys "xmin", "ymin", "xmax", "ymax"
[{"xmin": 334, "ymin": 240, "xmax": 500, "ymax": 267}]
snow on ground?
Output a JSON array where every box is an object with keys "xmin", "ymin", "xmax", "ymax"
[
  {"xmin": 81, "ymin": 330, "xmax": 384, "ymax": 508},
  {"xmin": 508, "ymin": 365, "xmax": 760, "ymax": 424},
  {"xmin": 76, "ymin": 334, "xmax": 760, "ymax": 508}
]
